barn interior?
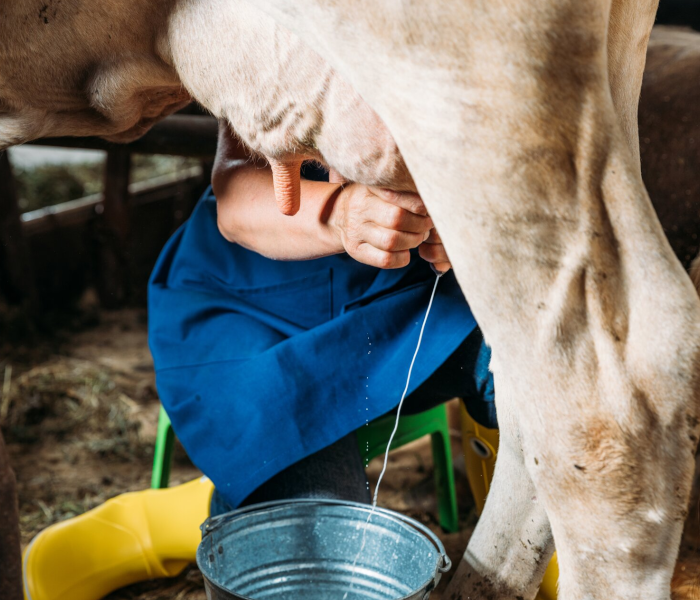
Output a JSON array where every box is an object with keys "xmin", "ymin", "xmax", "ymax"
[{"xmin": 1, "ymin": 7, "xmax": 700, "ymax": 600}]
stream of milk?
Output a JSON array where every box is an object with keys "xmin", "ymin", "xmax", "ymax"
[{"xmin": 343, "ymin": 273, "xmax": 442, "ymax": 600}]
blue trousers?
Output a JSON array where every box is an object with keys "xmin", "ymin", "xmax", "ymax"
[{"xmin": 211, "ymin": 326, "xmax": 494, "ymax": 515}]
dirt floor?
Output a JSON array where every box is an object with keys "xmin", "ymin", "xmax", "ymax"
[
  {"xmin": 4, "ymin": 305, "xmax": 700, "ymax": 598},
  {"xmin": 1, "ymin": 305, "xmax": 478, "ymax": 599}
]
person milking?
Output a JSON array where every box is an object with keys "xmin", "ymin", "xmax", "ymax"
[
  {"xmin": 21, "ymin": 124, "xmax": 497, "ymax": 600},
  {"xmin": 148, "ymin": 124, "xmax": 496, "ymax": 513}
]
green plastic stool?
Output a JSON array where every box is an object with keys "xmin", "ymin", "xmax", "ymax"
[{"xmin": 151, "ymin": 403, "xmax": 459, "ymax": 532}]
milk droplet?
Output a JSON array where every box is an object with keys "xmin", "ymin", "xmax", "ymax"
[{"xmin": 344, "ymin": 274, "xmax": 441, "ymax": 598}]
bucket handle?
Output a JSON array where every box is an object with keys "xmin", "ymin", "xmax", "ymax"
[{"xmin": 202, "ymin": 498, "xmax": 452, "ymax": 573}]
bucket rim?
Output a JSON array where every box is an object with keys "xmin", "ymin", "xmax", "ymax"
[{"xmin": 197, "ymin": 498, "xmax": 452, "ymax": 600}]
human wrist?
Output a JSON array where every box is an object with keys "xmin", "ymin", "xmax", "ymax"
[{"xmin": 324, "ymin": 182, "xmax": 350, "ymax": 253}]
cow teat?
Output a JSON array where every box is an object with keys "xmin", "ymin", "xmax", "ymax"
[
  {"xmin": 268, "ymin": 161, "xmax": 352, "ymax": 216},
  {"xmin": 269, "ymin": 157, "xmax": 306, "ymax": 216}
]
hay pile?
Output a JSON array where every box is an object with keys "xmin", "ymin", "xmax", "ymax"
[{"xmin": 4, "ymin": 359, "xmax": 148, "ymax": 459}]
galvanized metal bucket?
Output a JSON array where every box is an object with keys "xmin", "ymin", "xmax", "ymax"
[{"xmin": 197, "ymin": 498, "xmax": 452, "ymax": 600}]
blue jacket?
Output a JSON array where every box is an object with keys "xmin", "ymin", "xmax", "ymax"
[{"xmin": 148, "ymin": 189, "xmax": 477, "ymax": 507}]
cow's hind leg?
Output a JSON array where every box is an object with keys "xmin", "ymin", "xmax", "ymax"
[
  {"xmin": 451, "ymin": 2, "xmax": 699, "ymax": 598},
  {"xmin": 449, "ymin": 395, "xmax": 553, "ymax": 600},
  {"xmin": 248, "ymin": 0, "xmax": 700, "ymax": 596},
  {"xmin": 423, "ymin": 1, "xmax": 700, "ymax": 598}
]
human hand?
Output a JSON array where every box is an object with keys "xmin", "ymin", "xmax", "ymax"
[
  {"xmin": 419, "ymin": 228, "xmax": 452, "ymax": 274},
  {"xmin": 329, "ymin": 185, "xmax": 449, "ymax": 270}
]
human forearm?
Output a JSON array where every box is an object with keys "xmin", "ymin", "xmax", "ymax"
[
  {"xmin": 212, "ymin": 123, "xmax": 450, "ymax": 270},
  {"xmin": 215, "ymin": 162, "xmax": 345, "ymax": 261}
]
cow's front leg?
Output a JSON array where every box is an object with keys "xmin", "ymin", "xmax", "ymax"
[{"xmin": 448, "ymin": 398, "xmax": 553, "ymax": 600}]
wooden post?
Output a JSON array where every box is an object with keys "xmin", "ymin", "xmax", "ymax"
[
  {"xmin": 0, "ymin": 152, "xmax": 38, "ymax": 310},
  {"xmin": 0, "ymin": 430, "xmax": 22, "ymax": 600},
  {"xmin": 96, "ymin": 148, "xmax": 132, "ymax": 308},
  {"xmin": 0, "ymin": 155, "xmax": 31, "ymax": 599}
]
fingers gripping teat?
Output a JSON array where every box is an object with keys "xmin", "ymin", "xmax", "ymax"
[{"xmin": 269, "ymin": 158, "xmax": 305, "ymax": 215}]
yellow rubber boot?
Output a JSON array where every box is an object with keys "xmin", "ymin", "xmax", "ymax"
[
  {"xmin": 23, "ymin": 477, "xmax": 214, "ymax": 600},
  {"xmin": 460, "ymin": 406, "xmax": 559, "ymax": 600}
]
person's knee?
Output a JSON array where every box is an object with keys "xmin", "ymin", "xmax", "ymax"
[{"xmin": 463, "ymin": 330, "xmax": 497, "ymax": 429}]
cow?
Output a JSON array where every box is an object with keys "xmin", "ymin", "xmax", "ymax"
[{"xmin": 2, "ymin": 1, "xmax": 700, "ymax": 599}]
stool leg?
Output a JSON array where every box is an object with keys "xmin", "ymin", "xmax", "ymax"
[
  {"xmin": 151, "ymin": 407, "xmax": 176, "ymax": 489},
  {"xmin": 430, "ymin": 426, "xmax": 459, "ymax": 533}
]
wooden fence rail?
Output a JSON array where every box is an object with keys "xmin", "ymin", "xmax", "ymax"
[{"xmin": 0, "ymin": 114, "xmax": 218, "ymax": 310}]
